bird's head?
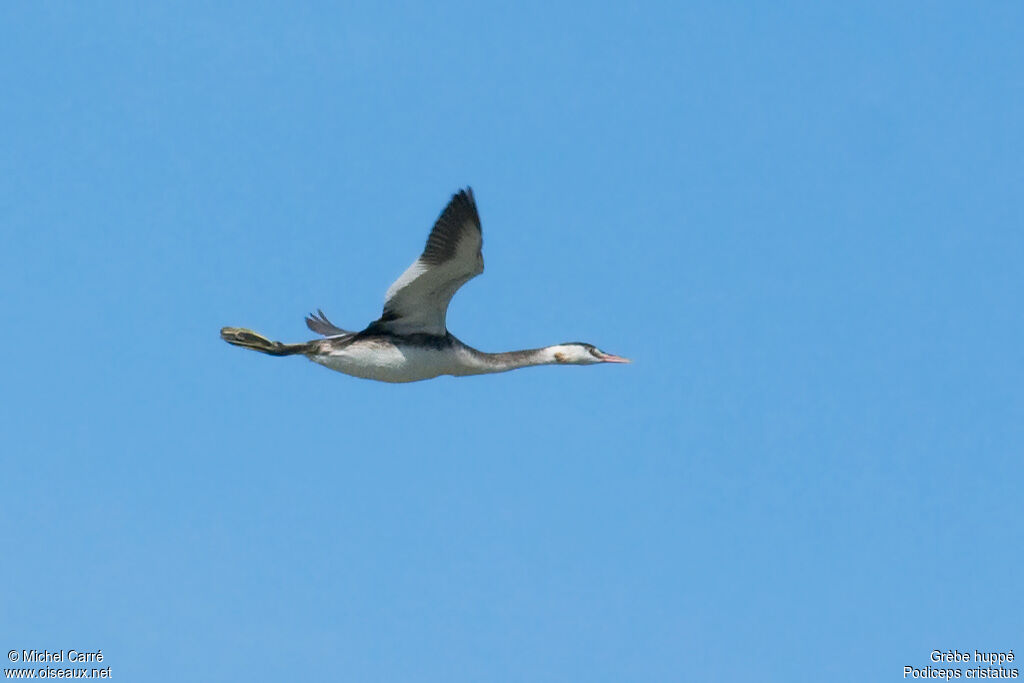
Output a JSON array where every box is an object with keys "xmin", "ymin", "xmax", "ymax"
[{"xmin": 550, "ymin": 343, "xmax": 631, "ymax": 365}]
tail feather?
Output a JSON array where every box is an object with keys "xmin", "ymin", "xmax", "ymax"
[{"xmin": 220, "ymin": 327, "xmax": 313, "ymax": 356}]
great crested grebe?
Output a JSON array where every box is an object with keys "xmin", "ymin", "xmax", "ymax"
[{"xmin": 221, "ymin": 188, "xmax": 629, "ymax": 383}]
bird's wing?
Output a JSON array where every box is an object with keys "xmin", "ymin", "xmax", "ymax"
[
  {"xmin": 305, "ymin": 309, "xmax": 352, "ymax": 337},
  {"xmin": 371, "ymin": 188, "xmax": 483, "ymax": 336}
]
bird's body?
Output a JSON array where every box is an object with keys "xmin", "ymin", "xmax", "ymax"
[
  {"xmin": 311, "ymin": 333, "xmax": 466, "ymax": 384},
  {"xmin": 221, "ymin": 188, "xmax": 628, "ymax": 383},
  {"xmin": 306, "ymin": 332, "xmax": 558, "ymax": 383}
]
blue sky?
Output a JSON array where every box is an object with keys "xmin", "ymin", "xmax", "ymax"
[{"xmin": 2, "ymin": 2, "xmax": 1021, "ymax": 681}]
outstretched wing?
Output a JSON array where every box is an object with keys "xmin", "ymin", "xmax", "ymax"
[{"xmin": 371, "ymin": 188, "xmax": 483, "ymax": 336}]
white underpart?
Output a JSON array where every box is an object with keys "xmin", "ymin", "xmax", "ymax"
[
  {"xmin": 309, "ymin": 340, "xmax": 556, "ymax": 383},
  {"xmin": 309, "ymin": 341, "xmax": 462, "ymax": 383}
]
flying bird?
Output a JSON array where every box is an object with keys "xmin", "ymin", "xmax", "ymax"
[{"xmin": 220, "ymin": 188, "xmax": 629, "ymax": 383}]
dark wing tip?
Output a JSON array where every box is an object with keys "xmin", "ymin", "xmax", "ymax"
[
  {"xmin": 422, "ymin": 187, "xmax": 482, "ymax": 266},
  {"xmin": 445, "ymin": 187, "xmax": 479, "ymax": 228},
  {"xmin": 305, "ymin": 309, "xmax": 349, "ymax": 336}
]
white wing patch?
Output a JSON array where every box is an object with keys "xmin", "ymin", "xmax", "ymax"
[{"xmin": 373, "ymin": 188, "xmax": 483, "ymax": 336}]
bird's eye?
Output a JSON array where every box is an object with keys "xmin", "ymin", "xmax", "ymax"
[{"xmin": 590, "ymin": 348, "xmax": 603, "ymax": 358}]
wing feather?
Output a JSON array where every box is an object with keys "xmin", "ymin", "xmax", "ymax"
[
  {"xmin": 372, "ymin": 188, "xmax": 483, "ymax": 335},
  {"xmin": 305, "ymin": 309, "xmax": 351, "ymax": 337}
]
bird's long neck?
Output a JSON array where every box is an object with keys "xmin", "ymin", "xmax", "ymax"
[{"xmin": 458, "ymin": 344, "xmax": 558, "ymax": 375}]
